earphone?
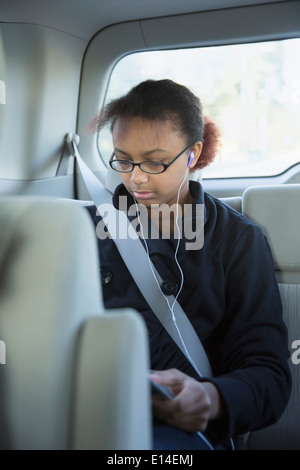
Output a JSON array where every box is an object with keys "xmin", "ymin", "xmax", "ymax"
[
  {"xmin": 134, "ymin": 167, "xmax": 203, "ymax": 377},
  {"xmin": 133, "ymin": 166, "xmax": 235, "ymax": 451},
  {"xmin": 133, "ymin": 168, "xmax": 234, "ymax": 451},
  {"xmin": 187, "ymin": 150, "xmax": 195, "ymax": 168}
]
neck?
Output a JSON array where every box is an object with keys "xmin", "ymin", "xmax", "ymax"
[{"xmin": 147, "ymin": 183, "xmax": 193, "ymax": 236}]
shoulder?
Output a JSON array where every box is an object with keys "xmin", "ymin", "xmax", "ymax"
[{"xmin": 200, "ymin": 188, "xmax": 269, "ymax": 261}]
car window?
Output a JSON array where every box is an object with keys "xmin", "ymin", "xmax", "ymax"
[{"xmin": 98, "ymin": 38, "xmax": 300, "ymax": 179}]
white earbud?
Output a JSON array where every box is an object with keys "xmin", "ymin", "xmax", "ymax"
[{"xmin": 187, "ymin": 151, "xmax": 195, "ymax": 168}]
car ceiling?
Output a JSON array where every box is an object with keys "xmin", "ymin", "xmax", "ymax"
[{"xmin": 0, "ymin": 0, "xmax": 286, "ymax": 41}]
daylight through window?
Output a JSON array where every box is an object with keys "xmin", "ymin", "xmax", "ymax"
[{"xmin": 98, "ymin": 38, "xmax": 300, "ymax": 178}]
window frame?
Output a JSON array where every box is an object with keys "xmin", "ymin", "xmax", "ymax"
[{"xmin": 76, "ymin": 0, "xmax": 300, "ymax": 197}]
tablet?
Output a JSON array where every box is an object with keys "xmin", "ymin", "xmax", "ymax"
[{"xmin": 149, "ymin": 376, "xmax": 173, "ymax": 400}]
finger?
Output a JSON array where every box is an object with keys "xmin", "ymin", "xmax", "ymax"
[
  {"xmin": 151, "ymin": 394, "xmax": 181, "ymax": 422},
  {"xmin": 152, "ymin": 398, "xmax": 209, "ymax": 433},
  {"xmin": 172, "ymin": 380, "xmax": 210, "ymax": 410},
  {"xmin": 151, "ymin": 378, "xmax": 212, "ymax": 433},
  {"xmin": 153, "ymin": 392, "xmax": 210, "ymax": 432},
  {"xmin": 149, "ymin": 368, "xmax": 188, "ymax": 386}
]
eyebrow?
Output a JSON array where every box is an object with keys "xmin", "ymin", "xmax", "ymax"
[{"xmin": 114, "ymin": 147, "xmax": 169, "ymax": 158}]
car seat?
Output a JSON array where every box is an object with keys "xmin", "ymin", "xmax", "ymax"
[
  {"xmin": 242, "ymin": 184, "xmax": 300, "ymax": 450},
  {"xmin": 0, "ymin": 196, "xmax": 151, "ymax": 450}
]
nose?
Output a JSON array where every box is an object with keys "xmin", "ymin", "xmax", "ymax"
[{"xmin": 130, "ymin": 165, "xmax": 149, "ymax": 184}]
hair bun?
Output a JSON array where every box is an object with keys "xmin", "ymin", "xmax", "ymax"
[{"xmin": 191, "ymin": 116, "xmax": 221, "ymax": 171}]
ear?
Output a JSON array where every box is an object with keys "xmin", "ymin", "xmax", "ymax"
[{"xmin": 188, "ymin": 142, "xmax": 203, "ymax": 170}]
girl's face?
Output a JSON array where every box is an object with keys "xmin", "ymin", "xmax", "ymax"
[{"xmin": 112, "ymin": 116, "xmax": 202, "ymax": 209}]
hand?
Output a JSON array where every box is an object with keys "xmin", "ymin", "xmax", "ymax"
[{"xmin": 150, "ymin": 368, "xmax": 224, "ymax": 433}]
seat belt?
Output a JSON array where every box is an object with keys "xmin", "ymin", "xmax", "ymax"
[{"xmin": 66, "ymin": 133, "xmax": 213, "ymax": 378}]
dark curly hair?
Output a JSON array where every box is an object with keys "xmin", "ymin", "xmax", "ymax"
[{"xmin": 90, "ymin": 79, "xmax": 221, "ymax": 171}]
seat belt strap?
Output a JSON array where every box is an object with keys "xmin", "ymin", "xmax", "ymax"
[{"xmin": 66, "ymin": 133, "xmax": 213, "ymax": 378}]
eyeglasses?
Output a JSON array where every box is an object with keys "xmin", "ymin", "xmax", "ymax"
[{"xmin": 109, "ymin": 143, "xmax": 192, "ymax": 174}]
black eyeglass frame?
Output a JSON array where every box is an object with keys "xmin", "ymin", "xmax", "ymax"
[{"xmin": 109, "ymin": 142, "xmax": 193, "ymax": 174}]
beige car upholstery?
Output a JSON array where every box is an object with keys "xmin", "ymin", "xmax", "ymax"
[
  {"xmin": 64, "ymin": 167, "xmax": 300, "ymax": 450},
  {"xmin": 242, "ymin": 184, "xmax": 300, "ymax": 450},
  {"xmin": 0, "ymin": 197, "xmax": 151, "ymax": 450},
  {"xmin": 74, "ymin": 169, "xmax": 300, "ymax": 450},
  {"xmin": 3, "ymin": 180, "xmax": 295, "ymax": 449}
]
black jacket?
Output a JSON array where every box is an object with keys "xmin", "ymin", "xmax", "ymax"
[{"xmin": 86, "ymin": 180, "xmax": 291, "ymax": 441}]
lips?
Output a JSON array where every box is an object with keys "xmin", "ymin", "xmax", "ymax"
[{"xmin": 132, "ymin": 191, "xmax": 154, "ymax": 200}]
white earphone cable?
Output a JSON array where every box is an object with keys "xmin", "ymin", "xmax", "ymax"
[
  {"xmin": 133, "ymin": 168, "xmax": 220, "ymax": 450},
  {"xmin": 134, "ymin": 168, "xmax": 203, "ymax": 378}
]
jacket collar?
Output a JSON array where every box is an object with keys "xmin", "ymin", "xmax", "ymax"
[{"xmin": 112, "ymin": 181, "xmax": 206, "ymax": 259}]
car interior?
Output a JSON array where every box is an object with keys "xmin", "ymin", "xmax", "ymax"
[{"xmin": 0, "ymin": 0, "xmax": 299, "ymax": 450}]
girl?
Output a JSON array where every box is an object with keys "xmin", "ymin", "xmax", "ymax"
[{"xmin": 87, "ymin": 79, "xmax": 291, "ymax": 450}]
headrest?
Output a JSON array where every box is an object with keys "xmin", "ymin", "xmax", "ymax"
[
  {"xmin": 0, "ymin": 196, "xmax": 103, "ymax": 448},
  {"xmin": 220, "ymin": 196, "xmax": 242, "ymax": 213},
  {"xmin": 242, "ymin": 184, "xmax": 300, "ymax": 282}
]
